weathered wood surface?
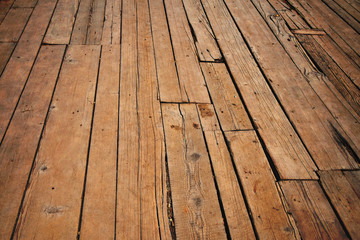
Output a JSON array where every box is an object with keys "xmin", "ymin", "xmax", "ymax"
[
  {"xmin": 0, "ymin": 0, "xmax": 15, "ymax": 23},
  {"xmin": 0, "ymin": 42, "xmax": 15, "ymax": 74},
  {"xmin": 0, "ymin": 8, "xmax": 32, "ymax": 42},
  {"xmin": 101, "ymin": 0, "xmax": 121, "ymax": 45}
]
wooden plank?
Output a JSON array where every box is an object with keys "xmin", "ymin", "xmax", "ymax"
[
  {"xmin": 12, "ymin": 0, "xmax": 37, "ymax": 7},
  {"xmin": 196, "ymin": 104, "xmax": 220, "ymax": 131},
  {"xmin": 0, "ymin": 0, "xmax": 15, "ymax": 24},
  {"xmin": 181, "ymin": 0, "xmax": 222, "ymax": 61},
  {"xmin": 200, "ymin": 62, "xmax": 252, "ymax": 131},
  {"xmin": 279, "ymin": 181, "xmax": 348, "ymax": 239},
  {"xmin": 342, "ymin": 0, "xmax": 360, "ymax": 12},
  {"xmin": 291, "ymin": 29, "xmax": 326, "ymax": 35},
  {"xmin": 80, "ymin": 45, "xmax": 119, "ymax": 240},
  {"xmin": 101, "ymin": 0, "xmax": 121, "ymax": 45},
  {"xmin": 0, "ymin": 8, "xmax": 32, "ymax": 42},
  {"xmin": 0, "ymin": 45, "xmax": 65, "ymax": 240},
  {"xmin": 202, "ymin": 0, "xmax": 317, "ymax": 179},
  {"xmin": 334, "ymin": 0, "xmax": 360, "ymax": 21},
  {"xmin": 204, "ymin": 130, "xmax": 256, "ymax": 239},
  {"xmin": 162, "ymin": 103, "xmax": 227, "ymax": 239},
  {"xmin": 319, "ymin": 170, "xmax": 360, "ymax": 239},
  {"xmin": 0, "ymin": 0, "xmax": 57, "ymax": 142},
  {"xmin": 0, "ymin": 42, "xmax": 15, "ymax": 74},
  {"xmin": 224, "ymin": 0, "xmax": 360, "ymax": 170},
  {"xmin": 225, "ymin": 131, "xmax": 297, "ymax": 239},
  {"xmin": 164, "ymin": 0, "xmax": 210, "ymax": 103},
  {"xmin": 43, "ymin": 0, "xmax": 79, "ymax": 44},
  {"xmin": 13, "ymin": 45, "xmax": 100, "ymax": 239},
  {"xmin": 86, "ymin": 0, "xmax": 106, "ymax": 44},
  {"xmin": 148, "ymin": 0, "xmax": 187, "ymax": 102}
]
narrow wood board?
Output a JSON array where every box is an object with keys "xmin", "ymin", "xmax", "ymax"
[
  {"xmin": 0, "ymin": 0, "xmax": 58, "ymax": 142},
  {"xmin": 12, "ymin": 0, "xmax": 37, "ymax": 7},
  {"xmin": 200, "ymin": 62, "xmax": 253, "ymax": 131},
  {"xmin": 13, "ymin": 45, "xmax": 100, "ymax": 239},
  {"xmin": 0, "ymin": 8, "xmax": 32, "ymax": 42},
  {"xmin": 0, "ymin": 42, "xmax": 15, "ymax": 74},
  {"xmin": 164, "ymin": 0, "xmax": 210, "ymax": 103},
  {"xmin": 291, "ymin": 29, "xmax": 326, "ymax": 35},
  {"xmin": 202, "ymin": 0, "xmax": 317, "ymax": 179},
  {"xmin": 101, "ymin": 0, "xmax": 121, "ymax": 45},
  {"xmin": 43, "ymin": 0, "xmax": 80, "ymax": 44},
  {"xmin": 279, "ymin": 181, "xmax": 348, "ymax": 239},
  {"xmin": 224, "ymin": 0, "xmax": 360, "ymax": 169},
  {"xmin": 0, "ymin": 45, "xmax": 65, "ymax": 240},
  {"xmin": 148, "ymin": 0, "xmax": 186, "ymax": 102},
  {"xmin": 162, "ymin": 103, "xmax": 227, "ymax": 239},
  {"xmin": 80, "ymin": 45, "xmax": 119, "ymax": 240},
  {"xmin": 319, "ymin": 170, "xmax": 360, "ymax": 239},
  {"xmin": 225, "ymin": 131, "xmax": 297, "ymax": 239},
  {"xmin": 204, "ymin": 130, "xmax": 256, "ymax": 239},
  {"xmin": 181, "ymin": 0, "xmax": 221, "ymax": 61}
]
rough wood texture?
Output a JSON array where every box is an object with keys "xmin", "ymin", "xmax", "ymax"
[
  {"xmin": 279, "ymin": 181, "xmax": 348, "ymax": 239},
  {"xmin": 12, "ymin": 0, "xmax": 37, "ymax": 7},
  {"xmin": 162, "ymin": 103, "xmax": 227, "ymax": 239},
  {"xmin": 13, "ymin": 45, "xmax": 100, "ymax": 239},
  {"xmin": 0, "ymin": 0, "xmax": 15, "ymax": 23},
  {"xmin": 101, "ymin": 0, "xmax": 121, "ymax": 45},
  {"xmin": 0, "ymin": 8, "xmax": 32, "ymax": 42},
  {"xmin": 197, "ymin": 103, "xmax": 220, "ymax": 131},
  {"xmin": 0, "ymin": 42, "xmax": 15, "ymax": 74},
  {"xmin": 319, "ymin": 170, "xmax": 360, "ymax": 239},
  {"xmin": 0, "ymin": 45, "xmax": 65, "ymax": 240}
]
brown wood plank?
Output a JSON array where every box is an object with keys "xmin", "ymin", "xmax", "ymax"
[
  {"xmin": 181, "ymin": 0, "xmax": 221, "ymax": 61},
  {"xmin": 101, "ymin": 0, "xmax": 121, "ymax": 45},
  {"xmin": 0, "ymin": 45, "xmax": 65, "ymax": 240},
  {"xmin": 43, "ymin": 0, "xmax": 79, "ymax": 44},
  {"xmin": 319, "ymin": 170, "xmax": 360, "ymax": 239},
  {"xmin": 0, "ymin": 0, "xmax": 57, "ymax": 142},
  {"xmin": 224, "ymin": 0, "xmax": 360, "ymax": 170},
  {"xmin": 12, "ymin": 0, "xmax": 37, "ymax": 8},
  {"xmin": 202, "ymin": 0, "xmax": 317, "ymax": 179},
  {"xmin": 0, "ymin": 42, "xmax": 15, "ymax": 74},
  {"xmin": 86, "ymin": 0, "xmax": 105, "ymax": 44},
  {"xmin": 0, "ymin": 8, "xmax": 32, "ymax": 42},
  {"xmin": 342, "ymin": 0, "xmax": 360, "ymax": 12},
  {"xmin": 225, "ymin": 131, "xmax": 297, "ymax": 239},
  {"xmin": 197, "ymin": 103, "xmax": 220, "ymax": 131},
  {"xmin": 80, "ymin": 45, "xmax": 119, "ymax": 240},
  {"xmin": 291, "ymin": 29, "xmax": 326, "ymax": 35},
  {"xmin": 335, "ymin": 0, "xmax": 360, "ymax": 21},
  {"xmin": 13, "ymin": 45, "xmax": 100, "ymax": 239},
  {"xmin": 164, "ymin": 0, "xmax": 210, "ymax": 103},
  {"xmin": 0, "ymin": 0, "xmax": 15, "ymax": 23},
  {"xmin": 200, "ymin": 62, "xmax": 253, "ymax": 131},
  {"xmin": 204, "ymin": 130, "xmax": 256, "ymax": 239},
  {"xmin": 149, "ymin": 0, "xmax": 187, "ymax": 102},
  {"xmin": 162, "ymin": 103, "xmax": 227, "ymax": 239},
  {"xmin": 279, "ymin": 181, "xmax": 349, "ymax": 239}
]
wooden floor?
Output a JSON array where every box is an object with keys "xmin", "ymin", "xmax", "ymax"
[{"xmin": 0, "ymin": 0, "xmax": 359, "ymax": 239}]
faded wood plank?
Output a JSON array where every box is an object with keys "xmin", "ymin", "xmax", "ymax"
[
  {"xmin": 101, "ymin": 0, "xmax": 121, "ymax": 45},
  {"xmin": 225, "ymin": 0, "xmax": 360, "ymax": 170},
  {"xmin": 13, "ymin": 45, "xmax": 100, "ymax": 239},
  {"xmin": 204, "ymin": 130, "xmax": 256, "ymax": 239},
  {"xmin": 12, "ymin": 0, "xmax": 37, "ymax": 7},
  {"xmin": 0, "ymin": 45, "xmax": 65, "ymax": 240},
  {"xmin": 334, "ymin": 0, "xmax": 360, "ymax": 21},
  {"xmin": 202, "ymin": 0, "xmax": 317, "ymax": 179},
  {"xmin": 197, "ymin": 103, "xmax": 220, "ymax": 131},
  {"xmin": 181, "ymin": 0, "xmax": 221, "ymax": 61},
  {"xmin": 225, "ymin": 131, "xmax": 297, "ymax": 239},
  {"xmin": 319, "ymin": 170, "xmax": 360, "ymax": 239},
  {"xmin": 162, "ymin": 103, "xmax": 227, "ymax": 239},
  {"xmin": 200, "ymin": 62, "xmax": 253, "ymax": 131},
  {"xmin": 0, "ymin": 0, "xmax": 15, "ymax": 23},
  {"xmin": 164, "ymin": 0, "xmax": 210, "ymax": 103},
  {"xmin": 0, "ymin": 42, "xmax": 15, "ymax": 74},
  {"xmin": 80, "ymin": 45, "xmax": 119, "ymax": 240},
  {"xmin": 149, "ymin": 0, "xmax": 186, "ymax": 102},
  {"xmin": 43, "ymin": 0, "xmax": 79, "ymax": 44},
  {"xmin": 279, "ymin": 181, "xmax": 348, "ymax": 239},
  {"xmin": 0, "ymin": 0, "xmax": 57, "ymax": 142},
  {"xmin": 0, "ymin": 8, "xmax": 32, "ymax": 42}
]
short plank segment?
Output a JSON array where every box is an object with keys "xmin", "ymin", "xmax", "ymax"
[
  {"xmin": 200, "ymin": 62, "xmax": 252, "ymax": 131},
  {"xmin": 101, "ymin": 0, "xmax": 121, "ymax": 45},
  {"xmin": 43, "ymin": 0, "xmax": 80, "ymax": 44},
  {"xmin": 0, "ymin": 42, "xmax": 15, "ymax": 74},
  {"xmin": 0, "ymin": 45, "xmax": 65, "ymax": 240},
  {"xmin": 12, "ymin": 0, "xmax": 37, "ymax": 8},
  {"xmin": 0, "ymin": 8, "xmax": 32, "ymax": 42},
  {"xmin": 319, "ymin": 170, "xmax": 360, "ymax": 239},
  {"xmin": 279, "ymin": 181, "xmax": 349, "ymax": 239},
  {"xmin": 80, "ymin": 45, "xmax": 119, "ymax": 240},
  {"xmin": 225, "ymin": 131, "xmax": 297, "ymax": 239},
  {"xmin": 0, "ymin": 0, "xmax": 58, "ymax": 142},
  {"xmin": 181, "ymin": 0, "xmax": 221, "ymax": 61},
  {"xmin": 162, "ymin": 103, "xmax": 227, "ymax": 239},
  {"xmin": 204, "ymin": 130, "xmax": 256, "ymax": 239},
  {"xmin": 202, "ymin": 0, "xmax": 317, "ymax": 179},
  {"xmin": 13, "ymin": 45, "xmax": 100, "ymax": 239},
  {"xmin": 149, "ymin": 0, "xmax": 187, "ymax": 102},
  {"xmin": 164, "ymin": 0, "xmax": 210, "ymax": 103}
]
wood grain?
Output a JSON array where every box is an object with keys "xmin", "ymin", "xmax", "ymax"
[
  {"xmin": 0, "ymin": 42, "xmax": 15, "ymax": 74},
  {"xmin": 0, "ymin": 8, "xmax": 32, "ymax": 42}
]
